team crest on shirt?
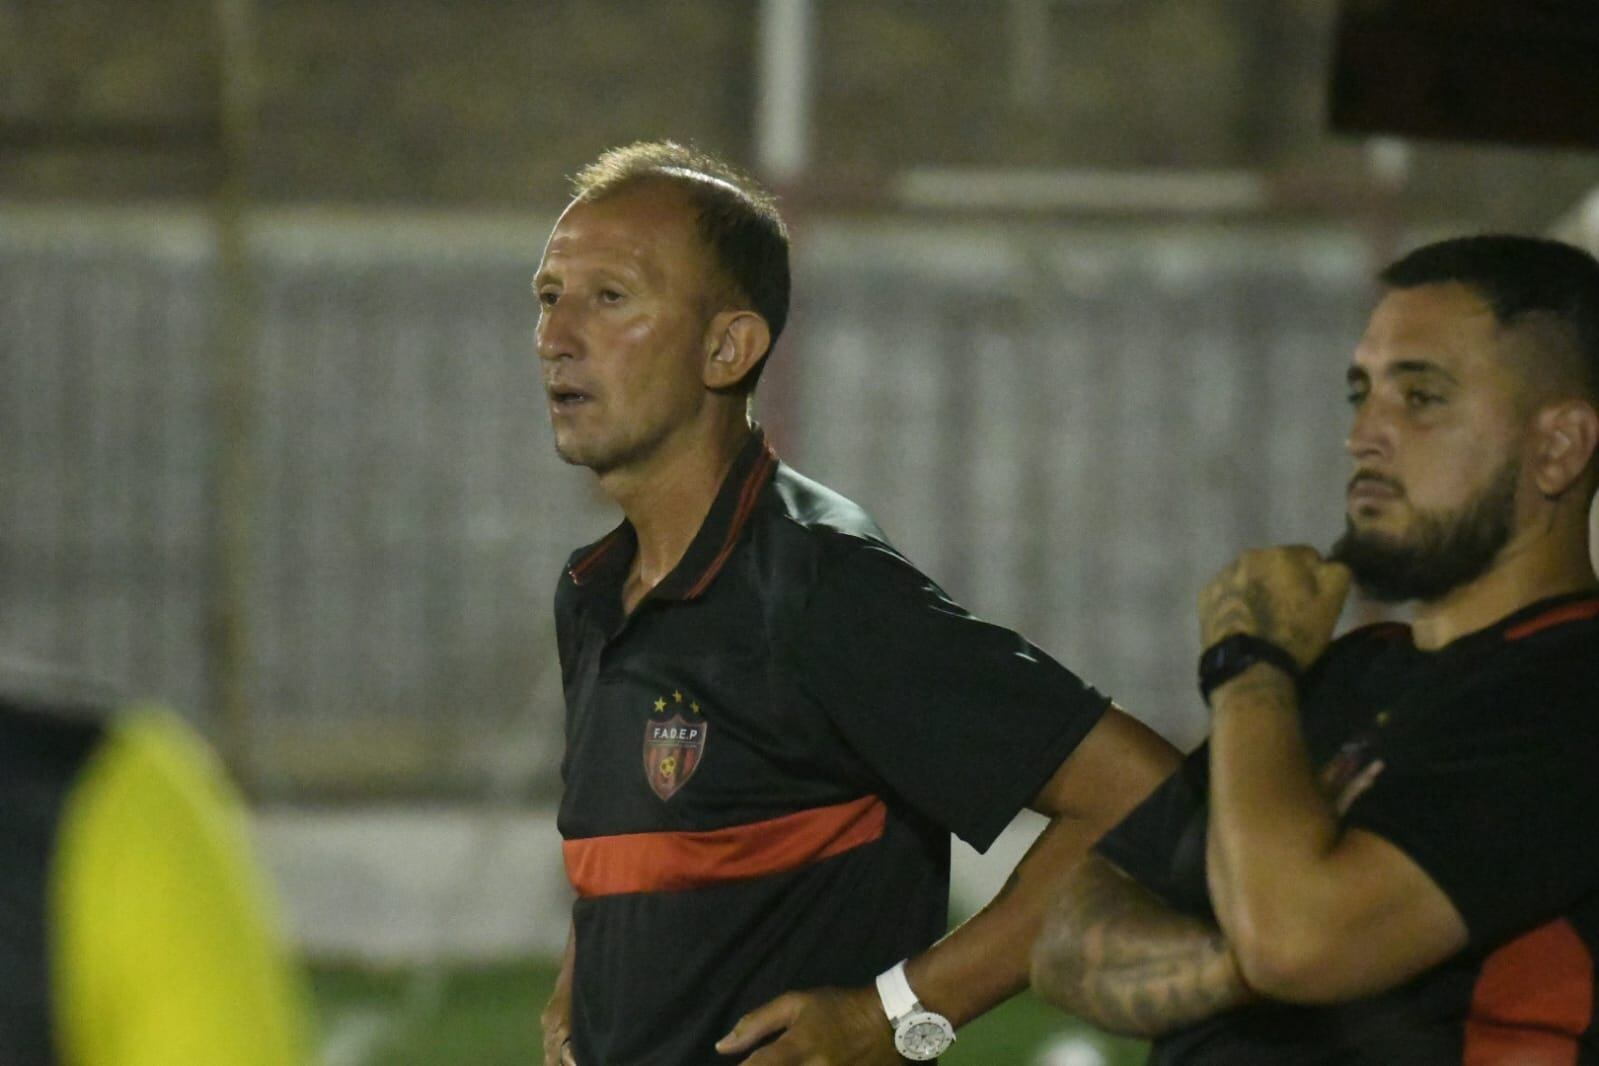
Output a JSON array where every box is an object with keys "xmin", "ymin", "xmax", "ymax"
[{"xmin": 644, "ymin": 690, "xmax": 708, "ymax": 801}]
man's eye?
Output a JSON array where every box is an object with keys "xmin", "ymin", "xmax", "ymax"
[
  {"xmin": 1345, "ymin": 389, "xmax": 1367, "ymax": 407},
  {"xmin": 538, "ymin": 290, "xmax": 559, "ymax": 307},
  {"xmin": 598, "ymin": 289, "xmax": 623, "ymax": 303},
  {"xmin": 1406, "ymin": 390, "xmax": 1443, "ymax": 409}
]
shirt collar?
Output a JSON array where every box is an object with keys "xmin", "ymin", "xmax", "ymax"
[
  {"xmin": 566, "ymin": 429, "xmax": 779, "ymax": 603},
  {"xmin": 1497, "ymin": 589, "xmax": 1599, "ymax": 643},
  {"xmin": 1400, "ymin": 588, "xmax": 1599, "ymax": 655}
]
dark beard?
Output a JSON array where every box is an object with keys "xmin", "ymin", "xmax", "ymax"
[{"xmin": 1330, "ymin": 458, "xmax": 1520, "ymax": 604}]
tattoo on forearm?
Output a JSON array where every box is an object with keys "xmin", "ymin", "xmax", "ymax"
[
  {"xmin": 1034, "ymin": 858, "xmax": 1250, "ymax": 1038},
  {"xmin": 1201, "ymin": 570, "xmax": 1275, "ymax": 648}
]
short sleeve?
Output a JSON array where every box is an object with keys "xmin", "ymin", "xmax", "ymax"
[
  {"xmin": 1094, "ymin": 744, "xmax": 1214, "ymax": 917},
  {"xmin": 1341, "ymin": 673, "xmax": 1599, "ymax": 947},
  {"xmin": 781, "ymin": 542, "xmax": 1111, "ymax": 852}
]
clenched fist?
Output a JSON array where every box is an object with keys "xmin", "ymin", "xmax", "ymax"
[{"xmin": 1199, "ymin": 546, "xmax": 1352, "ymax": 670}]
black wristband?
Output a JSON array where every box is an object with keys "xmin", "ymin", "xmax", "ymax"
[{"xmin": 1197, "ymin": 633, "xmax": 1300, "ymax": 705}]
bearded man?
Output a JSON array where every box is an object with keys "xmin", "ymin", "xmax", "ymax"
[{"xmin": 1031, "ymin": 234, "xmax": 1599, "ymax": 1064}]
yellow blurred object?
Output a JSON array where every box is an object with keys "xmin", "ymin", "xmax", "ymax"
[{"xmin": 51, "ymin": 708, "xmax": 309, "ymax": 1066}]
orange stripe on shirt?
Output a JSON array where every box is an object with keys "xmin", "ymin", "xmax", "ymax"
[
  {"xmin": 1463, "ymin": 918, "xmax": 1594, "ymax": 1066},
  {"xmin": 1505, "ymin": 599, "xmax": 1599, "ymax": 641},
  {"xmin": 563, "ymin": 794, "xmax": 887, "ymax": 898}
]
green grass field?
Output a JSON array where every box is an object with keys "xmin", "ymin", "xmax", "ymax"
[{"xmin": 310, "ymin": 959, "xmax": 1147, "ymax": 1065}]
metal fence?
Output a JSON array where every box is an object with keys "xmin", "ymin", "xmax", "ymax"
[
  {"xmin": 0, "ymin": 206, "xmax": 1376, "ymax": 798},
  {"xmin": 785, "ymin": 222, "xmax": 1371, "ymax": 749}
]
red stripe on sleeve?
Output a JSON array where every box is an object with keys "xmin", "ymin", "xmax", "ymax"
[
  {"xmin": 563, "ymin": 794, "xmax": 887, "ymax": 898},
  {"xmin": 1463, "ymin": 918, "xmax": 1594, "ymax": 1066}
]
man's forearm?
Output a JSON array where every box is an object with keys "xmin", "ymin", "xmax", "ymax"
[
  {"xmin": 905, "ymin": 707, "xmax": 1181, "ymax": 1027},
  {"xmin": 904, "ymin": 809, "xmax": 1103, "ymax": 1024},
  {"xmin": 1205, "ymin": 666, "xmax": 1340, "ymax": 966},
  {"xmin": 1032, "ymin": 854, "xmax": 1251, "ymax": 1037},
  {"xmin": 542, "ymin": 922, "xmax": 577, "ymax": 1065},
  {"xmin": 1197, "ymin": 551, "xmax": 1470, "ymax": 1004}
]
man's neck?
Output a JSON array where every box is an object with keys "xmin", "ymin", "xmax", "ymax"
[
  {"xmin": 599, "ymin": 418, "xmax": 755, "ymax": 598},
  {"xmin": 1410, "ymin": 523, "xmax": 1599, "ymax": 650}
]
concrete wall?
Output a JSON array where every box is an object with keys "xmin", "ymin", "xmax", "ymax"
[{"xmin": 3, "ymin": 1, "xmax": 1596, "ymax": 227}]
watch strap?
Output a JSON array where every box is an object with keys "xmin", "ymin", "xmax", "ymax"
[
  {"xmin": 875, "ymin": 959, "xmax": 920, "ymax": 1022},
  {"xmin": 1198, "ymin": 633, "xmax": 1301, "ymax": 704}
]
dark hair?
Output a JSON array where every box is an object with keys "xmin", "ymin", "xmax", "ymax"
[
  {"xmin": 1380, "ymin": 234, "xmax": 1599, "ymax": 401},
  {"xmin": 572, "ymin": 141, "xmax": 790, "ymax": 391}
]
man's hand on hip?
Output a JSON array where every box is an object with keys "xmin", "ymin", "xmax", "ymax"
[
  {"xmin": 1200, "ymin": 546, "xmax": 1352, "ymax": 669},
  {"xmin": 715, "ymin": 986, "xmax": 901, "ymax": 1065},
  {"xmin": 541, "ymin": 1029, "xmax": 576, "ymax": 1066},
  {"xmin": 541, "ymin": 1005, "xmax": 576, "ymax": 1066}
]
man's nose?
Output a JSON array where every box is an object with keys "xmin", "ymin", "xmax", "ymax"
[
  {"xmin": 537, "ymin": 304, "xmax": 579, "ymax": 363},
  {"xmin": 1345, "ymin": 398, "xmax": 1392, "ymax": 462}
]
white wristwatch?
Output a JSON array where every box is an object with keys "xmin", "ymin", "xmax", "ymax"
[{"xmin": 875, "ymin": 959, "xmax": 956, "ymax": 1061}]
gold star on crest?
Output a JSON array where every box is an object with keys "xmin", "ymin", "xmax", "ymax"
[
  {"xmin": 691, "ymin": 701, "xmax": 701, "ymax": 713},
  {"xmin": 673, "ymin": 690, "xmax": 684, "ymax": 703},
  {"xmin": 653, "ymin": 697, "xmax": 666, "ymax": 712}
]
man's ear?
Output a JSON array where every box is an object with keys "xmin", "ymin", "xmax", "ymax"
[
  {"xmin": 702, "ymin": 311, "xmax": 771, "ymax": 391},
  {"xmin": 1531, "ymin": 399, "xmax": 1599, "ymax": 499}
]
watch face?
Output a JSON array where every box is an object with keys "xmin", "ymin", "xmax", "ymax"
[{"xmin": 896, "ymin": 1014, "xmax": 954, "ymax": 1060}]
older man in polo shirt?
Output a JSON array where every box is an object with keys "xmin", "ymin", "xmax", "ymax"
[{"xmin": 536, "ymin": 140, "xmax": 1177, "ymax": 1066}]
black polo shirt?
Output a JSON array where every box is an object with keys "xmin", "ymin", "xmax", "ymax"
[
  {"xmin": 1098, "ymin": 592, "xmax": 1599, "ymax": 1065},
  {"xmin": 555, "ymin": 430, "xmax": 1112, "ymax": 1066}
]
